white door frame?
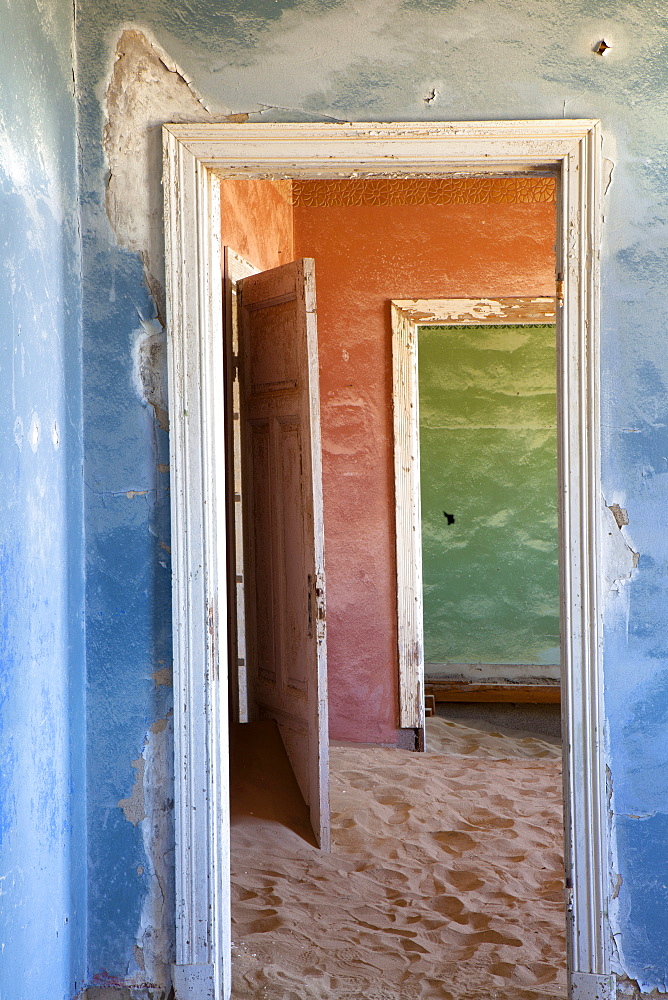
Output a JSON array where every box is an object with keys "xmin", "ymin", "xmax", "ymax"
[
  {"xmin": 393, "ymin": 295, "xmax": 558, "ymax": 733},
  {"xmin": 162, "ymin": 120, "xmax": 611, "ymax": 1000}
]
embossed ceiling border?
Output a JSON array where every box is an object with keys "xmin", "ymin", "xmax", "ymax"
[{"xmin": 291, "ymin": 175, "xmax": 556, "ymax": 208}]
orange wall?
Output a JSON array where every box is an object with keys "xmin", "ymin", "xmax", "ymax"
[
  {"xmin": 220, "ymin": 178, "xmax": 293, "ymax": 270},
  {"xmin": 293, "ymin": 178, "xmax": 557, "ymax": 744}
]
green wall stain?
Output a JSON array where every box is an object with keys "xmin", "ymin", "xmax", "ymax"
[{"xmin": 418, "ymin": 323, "xmax": 559, "ymax": 667}]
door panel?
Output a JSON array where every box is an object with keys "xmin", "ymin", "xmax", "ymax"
[
  {"xmin": 248, "ymin": 419, "xmax": 275, "ymax": 683},
  {"xmin": 238, "ymin": 258, "xmax": 330, "ymax": 850}
]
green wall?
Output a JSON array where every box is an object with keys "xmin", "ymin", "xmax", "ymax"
[{"xmin": 419, "ymin": 323, "xmax": 559, "ymax": 668}]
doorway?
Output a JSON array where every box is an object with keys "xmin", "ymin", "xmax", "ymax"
[
  {"xmin": 162, "ymin": 120, "xmax": 611, "ymax": 1000},
  {"xmin": 392, "ymin": 296, "xmax": 560, "ymax": 735},
  {"xmin": 226, "ymin": 181, "xmax": 565, "ymax": 997}
]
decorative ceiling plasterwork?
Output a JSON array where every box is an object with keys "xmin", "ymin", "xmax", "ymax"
[{"xmin": 291, "ymin": 176, "xmax": 556, "ymax": 208}]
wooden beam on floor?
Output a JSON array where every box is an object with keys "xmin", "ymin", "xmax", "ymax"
[{"xmin": 425, "ymin": 681, "xmax": 561, "ymax": 704}]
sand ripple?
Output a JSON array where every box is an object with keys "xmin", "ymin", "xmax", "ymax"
[{"xmin": 231, "ymin": 717, "xmax": 565, "ymax": 999}]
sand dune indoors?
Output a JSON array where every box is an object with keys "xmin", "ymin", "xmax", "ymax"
[{"xmin": 230, "ymin": 716, "xmax": 566, "ymax": 999}]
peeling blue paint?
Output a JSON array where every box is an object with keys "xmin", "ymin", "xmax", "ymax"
[
  {"xmin": 615, "ymin": 813, "xmax": 668, "ymax": 994},
  {"xmin": 82, "ymin": 249, "xmax": 172, "ymax": 979}
]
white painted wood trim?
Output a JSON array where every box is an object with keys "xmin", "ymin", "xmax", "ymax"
[
  {"xmin": 392, "ymin": 303, "xmax": 424, "ymax": 730},
  {"xmin": 163, "ymin": 120, "xmax": 600, "ymax": 175},
  {"xmin": 570, "ymin": 971, "xmax": 616, "ymax": 1000},
  {"xmin": 558, "ymin": 123, "xmax": 610, "ymax": 988},
  {"xmin": 393, "ymin": 296, "xmax": 557, "ymax": 325},
  {"xmin": 224, "ymin": 248, "xmax": 260, "ymax": 725},
  {"xmin": 391, "ymin": 298, "xmax": 556, "ymax": 731},
  {"xmin": 303, "ymin": 259, "xmax": 332, "ymax": 853},
  {"xmin": 162, "ymin": 120, "xmax": 607, "ymax": 996},
  {"xmin": 163, "ymin": 129, "xmax": 231, "ymax": 1000}
]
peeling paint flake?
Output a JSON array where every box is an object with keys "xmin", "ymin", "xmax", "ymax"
[
  {"xmin": 602, "ymin": 498, "xmax": 638, "ymax": 596},
  {"xmin": 118, "ymin": 756, "xmax": 146, "ymax": 826},
  {"xmin": 132, "ymin": 318, "xmax": 169, "ymax": 431},
  {"xmin": 152, "ymin": 666, "xmax": 172, "ymax": 687},
  {"xmin": 608, "ymin": 502, "xmax": 629, "ymax": 528},
  {"xmin": 103, "ymin": 28, "xmax": 229, "ymax": 319},
  {"xmin": 117, "ymin": 716, "xmax": 175, "ymax": 991}
]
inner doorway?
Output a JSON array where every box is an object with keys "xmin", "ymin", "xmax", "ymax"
[{"xmin": 392, "ymin": 297, "xmax": 561, "ymax": 733}]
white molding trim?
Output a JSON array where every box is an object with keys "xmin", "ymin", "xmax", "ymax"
[
  {"xmin": 163, "ymin": 129, "xmax": 230, "ymax": 999},
  {"xmin": 162, "ymin": 120, "xmax": 607, "ymax": 999},
  {"xmin": 557, "ymin": 122, "xmax": 610, "ymax": 991},
  {"xmin": 392, "ymin": 297, "xmax": 557, "ymax": 731},
  {"xmin": 391, "ymin": 302, "xmax": 424, "ymax": 731},
  {"xmin": 570, "ymin": 972, "xmax": 616, "ymax": 1000}
]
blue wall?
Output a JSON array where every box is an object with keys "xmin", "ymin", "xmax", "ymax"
[
  {"xmin": 0, "ymin": 1, "xmax": 85, "ymax": 998},
  {"xmin": 75, "ymin": 12, "xmax": 175, "ymax": 986},
  {"xmin": 61, "ymin": 0, "xmax": 668, "ymax": 988}
]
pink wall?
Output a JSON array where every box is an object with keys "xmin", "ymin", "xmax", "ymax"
[
  {"xmin": 293, "ymin": 178, "xmax": 557, "ymax": 744},
  {"xmin": 220, "ymin": 178, "xmax": 293, "ymax": 270}
]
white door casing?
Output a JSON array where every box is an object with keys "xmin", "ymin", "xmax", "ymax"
[
  {"xmin": 392, "ymin": 296, "xmax": 558, "ymax": 731},
  {"xmin": 162, "ymin": 120, "xmax": 611, "ymax": 1000}
]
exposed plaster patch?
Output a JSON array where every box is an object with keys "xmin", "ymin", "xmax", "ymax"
[
  {"xmin": 103, "ymin": 28, "xmax": 231, "ymax": 323},
  {"xmin": 612, "ymin": 871, "xmax": 623, "ymax": 899},
  {"xmin": 152, "ymin": 667, "xmax": 172, "ymax": 687},
  {"xmin": 116, "ymin": 715, "xmax": 175, "ymax": 997},
  {"xmin": 135, "ymin": 714, "xmax": 175, "ymax": 995},
  {"xmin": 616, "ymin": 976, "xmax": 667, "ymax": 998},
  {"xmin": 609, "ymin": 502, "xmax": 630, "ymax": 528},
  {"xmin": 118, "ymin": 756, "xmax": 146, "ymax": 826},
  {"xmin": 132, "ymin": 318, "xmax": 168, "ymax": 431},
  {"xmin": 602, "ymin": 498, "xmax": 639, "ymax": 596}
]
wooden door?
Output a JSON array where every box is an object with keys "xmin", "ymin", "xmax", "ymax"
[{"xmin": 238, "ymin": 259, "xmax": 330, "ymax": 850}]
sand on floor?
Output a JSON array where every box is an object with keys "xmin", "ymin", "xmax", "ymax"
[{"xmin": 230, "ymin": 716, "xmax": 566, "ymax": 1000}]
